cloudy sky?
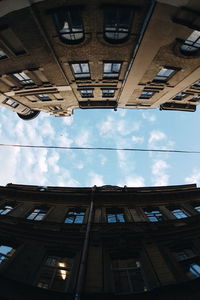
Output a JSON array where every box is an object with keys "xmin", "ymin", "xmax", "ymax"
[{"xmin": 0, "ymin": 106, "xmax": 200, "ymax": 188}]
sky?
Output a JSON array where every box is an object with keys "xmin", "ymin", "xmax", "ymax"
[{"xmin": 0, "ymin": 106, "xmax": 200, "ymax": 188}]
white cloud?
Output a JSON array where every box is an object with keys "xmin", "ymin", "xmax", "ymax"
[
  {"xmin": 185, "ymin": 169, "xmax": 200, "ymax": 186},
  {"xmin": 118, "ymin": 175, "xmax": 145, "ymax": 187},
  {"xmin": 74, "ymin": 130, "xmax": 90, "ymax": 147},
  {"xmin": 148, "ymin": 130, "xmax": 166, "ymax": 146},
  {"xmin": 88, "ymin": 172, "xmax": 104, "ymax": 186},
  {"xmin": 142, "ymin": 112, "xmax": 156, "ymax": 122},
  {"xmin": 131, "ymin": 135, "xmax": 144, "ymax": 144},
  {"xmin": 62, "ymin": 116, "xmax": 74, "ymax": 126},
  {"xmin": 151, "ymin": 159, "xmax": 170, "ymax": 186},
  {"xmin": 99, "ymin": 154, "xmax": 107, "ymax": 166}
]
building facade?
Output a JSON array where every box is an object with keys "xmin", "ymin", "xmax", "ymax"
[
  {"xmin": 0, "ymin": 183, "xmax": 200, "ymax": 299},
  {"xmin": 0, "ymin": 0, "xmax": 199, "ymax": 120}
]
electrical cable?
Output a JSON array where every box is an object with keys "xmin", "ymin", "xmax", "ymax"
[{"xmin": 0, "ymin": 143, "xmax": 199, "ymax": 154}]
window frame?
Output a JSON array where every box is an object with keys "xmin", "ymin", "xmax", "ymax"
[
  {"xmin": 3, "ymin": 98, "xmax": 19, "ymax": 108},
  {"xmin": 103, "ymin": 6, "xmax": 134, "ymax": 44},
  {"xmin": 153, "ymin": 66, "xmax": 178, "ymax": 83},
  {"xmin": 180, "ymin": 30, "xmax": 200, "ymax": 56},
  {"xmin": 169, "ymin": 207, "xmax": 189, "ymax": 219},
  {"xmin": 52, "ymin": 6, "xmax": 84, "ymax": 44},
  {"xmin": 106, "ymin": 208, "xmax": 126, "ymax": 223},
  {"xmin": 139, "ymin": 90, "xmax": 155, "ymax": 99},
  {"xmin": 12, "ymin": 71, "xmax": 34, "ymax": 86},
  {"xmin": 103, "ymin": 62, "xmax": 122, "ymax": 79},
  {"xmin": 37, "ymin": 94, "xmax": 51, "ymax": 101},
  {"xmin": 64, "ymin": 209, "xmax": 85, "ymax": 224},
  {"xmin": 0, "ymin": 203, "xmax": 15, "ymax": 215},
  {"xmin": 144, "ymin": 208, "xmax": 165, "ymax": 222},
  {"xmin": 26, "ymin": 206, "xmax": 49, "ymax": 221},
  {"xmin": 80, "ymin": 89, "xmax": 94, "ymax": 98},
  {"xmin": 173, "ymin": 92, "xmax": 188, "ymax": 100},
  {"xmin": 0, "ymin": 48, "xmax": 7, "ymax": 60},
  {"xmin": 70, "ymin": 62, "xmax": 91, "ymax": 80},
  {"xmin": 101, "ymin": 88, "xmax": 115, "ymax": 98},
  {"xmin": 0, "ymin": 244, "xmax": 16, "ymax": 266}
]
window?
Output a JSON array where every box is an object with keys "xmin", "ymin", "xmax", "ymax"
[
  {"xmin": 37, "ymin": 255, "xmax": 73, "ymax": 291},
  {"xmin": 0, "ymin": 49, "xmax": 7, "ymax": 59},
  {"xmin": 144, "ymin": 209, "xmax": 165, "ymax": 222},
  {"xmin": 0, "ymin": 28, "xmax": 26, "ymax": 56},
  {"xmin": 104, "ymin": 6, "xmax": 133, "ymax": 43},
  {"xmin": 0, "ymin": 204, "xmax": 14, "ymax": 215},
  {"xmin": 193, "ymin": 80, "xmax": 200, "ymax": 88},
  {"xmin": 27, "ymin": 207, "xmax": 49, "ymax": 221},
  {"xmin": 64, "ymin": 209, "xmax": 85, "ymax": 224},
  {"xmin": 173, "ymin": 92, "xmax": 187, "ymax": 100},
  {"xmin": 4, "ymin": 98, "xmax": 19, "ymax": 108},
  {"xmin": 37, "ymin": 94, "xmax": 51, "ymax": 101},
  {"xmin": 80, "ymin": 89, "xmax": 93, "ymax": 98},
  {"xmin": 106, "ymin": 208, "xmax": 125, "ymax": 223},
  {"xmin": 102, "ymin": 89, "xmax": 115, "ymax": 97},
  {"xmin": 0, "ymin": 245, "xmax": 15, "ymax": 264},
  {"xmin": 192, "ymin": 204, "xmax": 200, "ymax": 212},
  {"xmin": 71, "ymin": 63, "xmax": 90, "ymax": 79},
  {"xmin": 189, "ymin": 96, "xmax": 200, "ymax": 102},
  {"xmin": 111, "ymin": 258, "xmax": 147, "ymax": 294},
  {"xmin": 153, "ymin": 67, "xmax": 177, "ymax": 82},
  {"xmin": 139, "ymin": 91, "xmax": 155, "ymax": 99},
  {"xmin": 173, "ymin": 248, "xmax": 200, "ymax": 279},
  {"xmin": 181, "ymin": 30, "xmax": 200, "ymax": 55},
  {"xmin": 103, "ymin": 62, "xmax": 121, "ymax": 79},
  {"xmin": 13, "ymin": 72, "xmax": 34, "ymax": 86},
  {"xmin": 53, "ymin": 7, "xmax": 84, "ymax": 44},
  {"xmin": 169, "ymin": 208, "xmax": 189, "ymax": 219}
]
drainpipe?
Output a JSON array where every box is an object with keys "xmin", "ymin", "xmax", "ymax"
[
  {"xmin": 75, "ymin": 185, "xmax": 96, "ymax": 300},
  {"xmin": 117, "ymin": 0, "xmax": 156, "ymax": 104}
]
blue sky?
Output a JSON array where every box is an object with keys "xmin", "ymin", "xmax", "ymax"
[{"xmin": 0, "ymin": 106, "xmax": 200, "ymax": 188}]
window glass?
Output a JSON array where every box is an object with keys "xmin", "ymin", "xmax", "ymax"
[
  {"xmin": 64, "ymin": 210, "xmax": 85, "ymax": 224},
  {"xmin": 144, "ymin": 209, "xmax": 165, "ymax": 222},
  {"xmin": 80, "ymin": 89, "xmax": 93, "ymax": 97},
  {"xmin": 173, "ymin": 92, "xmax": 187, "ymax": 100},
  {"xmin": 154, "ymin": 67, "xmax": 176, "ymax": 82},
  {"xmin": 139, "ymin": 91, "xmax": 154, "ymax": 99},
  {"xmin": 37, "ymin": 256, "xmax": 72, "ymax": 291},
  {"xmin": 0, "ymin": 49, "xmax": 7, "ymax": 59},
  {"xmin": 181, "ymin": 30, "xmax": 200, "ymax": 54},
  {"xmin": 37, "ymin": 94, "xmax": 51, "ymax": 101},
  {"xmin": 4, "ymin": 98, "xmax": 19, "ymax": 108},
  {"xmin": 103, "ymin": 63, "xmax": 121, "ymax": 78},
  {"xmin": 27, "ymin": 207, "xmax": 48, "ymax": 221},
  {"xmin": 0, "ymin": 205, "xmax": 14, "ymax": 215},
  {"xmin": 13, "ymin": 72, "xmax": 34, "ymax": 85},
  {"xmin": 53, "ymin": 7, "xmax": 84, "ymax": 43},
  {"xmin": 0, "ymin": 245, "xmax": 15, "ymax": 264},
  {"xmin": 193, "ymin": 205, "xmax": 200, "ymax": 212},
  {"xmin": 71, "ymin": 63, "xmax": 90, "ymax": 79},
  {"xmin": 106, "ymin": 209, "xmax": 125, "ymax": 223},
  {"xmin": 170, "ymin": 208, "xmax": 188, "ymax": 219}
]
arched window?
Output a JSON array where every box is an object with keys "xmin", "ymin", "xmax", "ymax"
[
  {"xmin": 104, "ymin": 7, "xmax": 133, "ymax": 43},
  {"xmin": 53, "ymin": 7, "xmax": 84, "ymax": 44},
  {"xmin": 180, "ymin": 30, "xmax": 200, "ymax": 55}
]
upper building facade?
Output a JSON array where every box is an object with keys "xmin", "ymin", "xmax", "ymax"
[
  {"xmin": 0, "ymin": 0, "xmax": 199, "ymax": 120},
  {"xmin": 0, "ymin": 183, "xmax": 200, "ymax": 299}
]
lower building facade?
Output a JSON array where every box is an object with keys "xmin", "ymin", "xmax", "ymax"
[{"xmin": 0, "ymin": 183, "xmax": 200, "ymax": 299}]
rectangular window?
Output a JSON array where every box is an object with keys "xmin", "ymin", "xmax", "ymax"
[
  {"xmin": 189, "ymin": 96, "xmax": 200, "ymax": 102},
  {"xmin": 0, "ymin": 245, "xmax": 15, "ymax": 264},
  {"xmin": 0, "ymin": 49, "xmax": 7, "ymax": 59},
  {"xmin": 64, "ymin": 210, "xmax": 85, "ymax": 224},
  {"xmin": 153, "ymin": 67, "xmax": 177, "ymax": 82},
  {"xmin": 71, "ymin": 62, "xmax": 90, "ymax": 79},
  {"xmin": 102, "ymin": 89, "xmax": 115, "ymax": 97},
  {"xmin": 0, "ymin": 204, "xmax": 14, "ymax": 215},
  {"xmin": 111, "ymin": 258, "xmax": 147, "ymax": 294},
  {"xmin": 103, "ymin": 62, "xmax": 121, "ymax": 79},
  {"xmin": 144, "ymin": 209, "xmax": 165, "ymax": 222},
  {"xmin": 27, "ymin": 207, "xmax": 49, "ymax": 221},
  {"xmin": 4, "ymin": 98, "xmax": 19, "ymax": 108},
  {"xmin": 0, "ymin": 28, "xmax": 26, "ymax": 56},
  {"xmin": 106, "ymin": 208, "xmax": 125, "ymax": 223},
  {"xmin": 192, "ymin": 204, "xmax": 200, "ymax": 212},
  {"xmin": 173, "ymin": 92, "xmax": 187, "ymax": 100},
  {"xmin": 193, "ymin": 80, "xmax": 200, "ymax": 88},
  {"xmin": 173, "ymin": 248, "xmax": 200, "ymax": 279},
  {"xmin": 13, "ymin": 72, "xmax": 34, "ymax": 86},
  {"xmin": 169, "ymin": 208, "xmax": 189, "ymax": 219},
  {"xmin": 139, "ymin": 91, "xmax": 155, "ymax": 99},
  {"xmin": 37, "ymin": 94, "xmax": 51, "ymax": 101},
  {"xmin": 80, "ymin": 89, "xmax": 93, "ymax": 98},
  {"xmin": 37, "ymin": 256, "xmax": 73, "ymax": 291}
]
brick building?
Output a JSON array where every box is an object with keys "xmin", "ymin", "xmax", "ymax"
[
  {"xmin": 0, "ymin": 0, "xmax": 199, "ymax": 120},
  {"xmin": 0, "ymin": 183, "xmax": 200, "ymax": 299}
]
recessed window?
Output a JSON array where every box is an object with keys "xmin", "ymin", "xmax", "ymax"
[
  {"xmin": 189, "ymin": 96, "xmax": 200, "ymax": 102},
  {"xmin": 153, "ymin": 67, "xmax": 177, "ymax": 82},
  {"xmin": 64, "ymin": 209, "xmax": 85, "ymax": 224},
  {"xmin": 0, "ymin": 28, "xmax": 26, "ymax": 56},
  {"xmin": 111, "ymin": 258, "xmax": 147, "ymax": 294},
  {"xmin": 102, "ymin": 89, "xmax": 115, "ymax": 97},
  {"xmin": 192, "ymin": 204, "xmax": 200, "ymax": 212},
  {"xmin": 103, "ymin": 62, "xmax": 121, "ymax": 79},
  {"xmin": 4, "ymin": 98, "xmax": 19, "ymax": 108},
  {"xmin": 53, "ymin": 7, "xmax": 84, "ymax": 44},
  {"xmin": 106, "ymin": 208, "xmax": 125, "ymax": 223},
  {"xmin": 169, "ymin": 208, "xmax": 189, "ymax": 219},
  {"xmin": 193, "ymin": 80, "xmax": 200, "ymax": 88},
  {"xmin": 144, "ymin": 209, "xmax": 165, "ymax": 222},
  {"xmin": 37, "ymin": 94, "xmax": 51, "ymax": 101},
  {"xmin": 104, "ymin": 7, "xmax": 133, "ymax": 43},
  {"xmin": 37, "ymin": 255, "xmax": 73, "ymax": 291},
  {"xmin": 71, "ymin": 62, "xmax": 90, "ymax": 79},
  {"xmin": 0, "ymin": 245, "xmax": 15, "ymax": 264},
  {"xmin": 80, "ymin": 89, "xmax": 93, "ymax": 98},
  {"xmin": 181, "ymin": 30, "xmax": 200, "ymax": 55},
  {"xmin": 27, "ymin": 207, "xmax": 49, "ymax": 221},
  {"xmin": 0, "ymin": 204, "xmax": 14, "ymax": 215},
  {"xmin": 13, "ymin": 72, "xmax": 34, "ymax": 86},
  {"xmin": 173, "ymin": 92, "xmax": 187, "ymax": 100},
  {"xmin": 173, "ymin": 248, "xmax": 200, "ymax": 279},
  {"xmin": 0, "ymin": 49, "xmax": 7, "ymax": 59},
  {"xmin": 139, "ymin": 91, "xmax": 155, "ymax": 99}
]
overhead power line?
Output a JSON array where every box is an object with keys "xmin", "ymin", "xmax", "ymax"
[{"xmin": 0, "ymin": 143, "xmax": 200, "ymax": 154}]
